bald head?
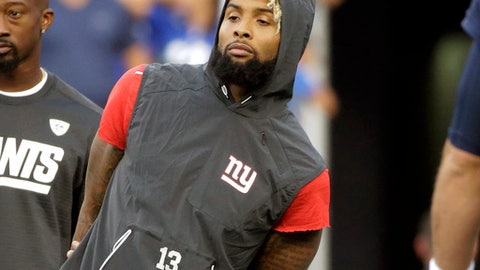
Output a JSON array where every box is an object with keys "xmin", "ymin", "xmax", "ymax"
[{"xmin": 36, "ymin": 0, "xmax": 50, "ymax": 9}]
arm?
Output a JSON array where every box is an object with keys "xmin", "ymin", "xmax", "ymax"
[
  {"xmin": 430, "ymin": 140, "xmax": 480, "ymax": 269},
  {"xmin": 249, "ymin": 230, "xmax": 322, "ymax": 270},
  {"xmin": 67, "ymin": 135, "xmax": 124, "ymax": 257}
]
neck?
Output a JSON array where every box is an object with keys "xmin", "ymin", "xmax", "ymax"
[
  {"xmin": 0, "ymin": 67, "xmax": 44, "ymax": 92},
  {"xmin": 228, "ymin": 84, "xmax": 248, "ymax": 103}
]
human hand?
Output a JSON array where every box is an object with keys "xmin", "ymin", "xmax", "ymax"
[{"xmin": 66, "ymin": 241, "xmax": 80, "ymax": 258}]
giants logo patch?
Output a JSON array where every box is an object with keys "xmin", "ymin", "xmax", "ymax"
[
  {"xmin": 221, "ymin": 155, "xmax": 257, "ymax": 193},
  {"xmin": 0, "ymin": 137, "xmax": 64, "ymax": 194},
  {"xmin": 49, "ymin": 119, "xmax": 70, "ymax": 136}
]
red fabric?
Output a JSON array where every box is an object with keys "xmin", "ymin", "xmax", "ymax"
[
  {"xmin": 98, "ymin": 64, "xmax": 146, "ymax": 150},
  {"xmin": 273, "ymin": 170, "xmax": 331, "ymax": 232},
  {"xmin": 98, "ymin": 64, "xmax": 331, "ymax": 232}
]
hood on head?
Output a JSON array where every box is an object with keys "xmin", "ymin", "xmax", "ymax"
[{"xmin": 208, "ymin": 0, "xmax": 316, "ymax": 103}]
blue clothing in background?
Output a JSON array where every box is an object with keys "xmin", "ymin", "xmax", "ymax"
[
  {"xmin": 448, "ymin": 0, "xmax": 480, "ymax": 155},
  {"xmin": 147, "ymin": 4, "xmax": 216, "ymax": 64},
  {"xmin": 290, "ymin": 65, "xmax": 315, "ymax": 117},
  {"xmin": 462, "ymin": 0, "xmax": 480, "ymax": 40},
  {"xmin": 41, "ymin": 0, "xmax": 141, "ymax": 108}
]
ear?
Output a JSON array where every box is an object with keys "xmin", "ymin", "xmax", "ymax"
[{"xmin": 41, "ymin": 8, "xmax": 54, "ymax": 33}]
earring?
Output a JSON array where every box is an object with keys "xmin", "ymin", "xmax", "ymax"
[{"xmin": 41, "ymin": 29, "xmax": 46, "ymax": 34}]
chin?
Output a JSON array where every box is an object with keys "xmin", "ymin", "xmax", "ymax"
[{"xmin": 229, "ymin": 56, "xmax": 251, "ymax": 64}]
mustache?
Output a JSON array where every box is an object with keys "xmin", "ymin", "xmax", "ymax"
[{"xmin": 0, "ymin": 39, "xmax": 14, "ymax": 47}]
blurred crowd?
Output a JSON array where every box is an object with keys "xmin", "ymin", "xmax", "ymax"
[{"xmin": 41, "ymin": 0, "xmax": 341, "ymax": 118}]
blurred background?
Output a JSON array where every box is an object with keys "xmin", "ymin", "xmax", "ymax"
[{"xmin": 327, "ymin": 0, "xmax": 472, "ymax": 269}]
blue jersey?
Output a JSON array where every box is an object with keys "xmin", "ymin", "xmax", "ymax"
[{"xmin": 448, "ymin": 0, "xmax": 480, "ymax": 155}]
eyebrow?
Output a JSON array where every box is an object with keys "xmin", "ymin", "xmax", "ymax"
[
  {"xmin": 5, "ymin": 1, "xmax": 27, "ymax": 7},
  {"xmin": 226, "ymin": 2, "xmax": 274, "ymax": 14}
]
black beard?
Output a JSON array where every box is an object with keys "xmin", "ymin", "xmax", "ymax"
[
  {"xmin": 0, "ymin": 41, "xmax": 20, "ymax": 74},
  {"xmin": 210, "ymin": 48, "xmax": 276, "ymax": 91}
]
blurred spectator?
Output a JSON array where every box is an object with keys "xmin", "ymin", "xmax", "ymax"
[
  {"xmin": 290, "ymin": 45, "xmax": 339, "ymax": 120},
  {"xmin": 299, "ymin": 1, "xmax": 342, "ymax": 270},
  {"xmin": 146, "ymin": 0, "xmax": 219, "ymax": 65},
  {"xmin": 289, "ymin": 0, "xmax": 341, "ymax": 122},
  {"xmin": 40, "ymin": 0, "xmax": 152, "ymax": 108},
  {"xmin": 117, "ymin": 0, "xmax": 154, "ymax": 19}
]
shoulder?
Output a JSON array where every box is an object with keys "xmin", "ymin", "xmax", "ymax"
[
  {"xmin": 142, "ymin": 63, "xmax": 206, "ymax": 87},
  {"xmin": 120, "ymin": 64, "xmax": 148, "ymax": 81},
  {"xmin": 46, "ymin": 72, "xmax": 103, "ymax": 117}
]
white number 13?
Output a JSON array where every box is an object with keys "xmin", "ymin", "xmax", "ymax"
[{"xmin": 155, "ymin": 247, "xmax": 182, "ymax": 270}]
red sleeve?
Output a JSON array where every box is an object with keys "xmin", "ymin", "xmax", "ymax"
[
  {"xmin": 273, "ymin": 169, "xmax": 331, "ymax": 232},
  {"xmin": 97, "ymin": 64, "xmax": 147, "ymax": 150}
]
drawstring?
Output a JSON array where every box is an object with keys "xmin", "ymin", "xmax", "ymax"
[
  {"xmin": 221, "ymin": 85, "xmax": 229, "ymax": 99},
  {"xmin": 241, "ymin": 95, "xmax": 252, "ymax": 104},
  {"xmin": 98, "ymin": 229, "xmax": 132, "ymax": 270},
  {"xmin": 221, "ymin": 84, "xmax": 253, "ymax": 104}
]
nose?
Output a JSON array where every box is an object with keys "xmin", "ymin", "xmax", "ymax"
[
  {"xmin": 0, "ymin": 18, "xmax": 10, "ymax": 37},
  {"xmin": 234, "ymin": 29, "xmax": 251, "ymax": 39},
  {"xmin": 233, "ymin": 21, "xmax": 251, "ymax": 39}
]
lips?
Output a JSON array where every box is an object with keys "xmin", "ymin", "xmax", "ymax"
[
  {"xmin": 0, "ymin": 42, "xmax": 12, "ymax": 54},
  {"xmin": 227, "ymin": 42, "xmax": 253, "ymax": 57}
]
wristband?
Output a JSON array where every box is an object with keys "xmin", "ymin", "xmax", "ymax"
[{"xmin": 429, "ymin": 258, "xmax": 475, "ymax": 270}]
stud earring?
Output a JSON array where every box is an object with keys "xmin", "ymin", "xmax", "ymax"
[{"xmin": 41, "ymin": 29, "xmax": 46, "ymax": 34}]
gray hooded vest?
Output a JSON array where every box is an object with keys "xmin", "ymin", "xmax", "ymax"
[{"xmin": 61, "ymin": 0, "xmax": 327, "ymax": 269}]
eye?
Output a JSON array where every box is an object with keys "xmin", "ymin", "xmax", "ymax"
[
  {"xmin": 8, "ymin": 10, "xmax": 22, "ymax": 19},
  {"xmin": 227, "ymin": 14, "xmax": 240, "ymax": 22},
  {"xmin": 257, "ymin": 19, "xmax": 270, "ymax": 26},
  {"xmin": 256, "ymin": 13, "xmax": 275, "ymax": 26}
]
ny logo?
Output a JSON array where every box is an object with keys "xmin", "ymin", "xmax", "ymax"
[{"xmin": 221, "ymin": 155, "xmax": 257, "ymax": 193}]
